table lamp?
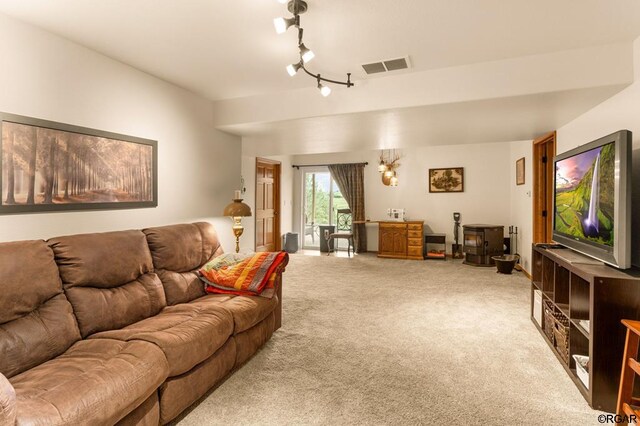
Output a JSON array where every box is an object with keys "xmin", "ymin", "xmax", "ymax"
[{"xmin": 223, "ymin": 190, "xmax": 252, "ymax": 253}]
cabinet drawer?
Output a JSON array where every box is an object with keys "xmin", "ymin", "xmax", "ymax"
[
  {"xmin": 408, "ymin": 230, "xmax": 422, "ymax": 239},
  {"xmin": 408, "ymin": 238, "xmax": 423, "ymax": 247},
  {"xmin": 381, "ymin": 223, "xmax": 407, "ymax": 229},
  {"xmin": 407, "ymin": 246, "xmax": 423, "ymax": 257},
  {"xmin": 407, "ymin": 223, "xmax": 422, "ymax": 231}
]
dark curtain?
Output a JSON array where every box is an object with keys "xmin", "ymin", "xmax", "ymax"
[{"xmin": 328, "ymin": 163, "xmax": 367, "ymax": 253}]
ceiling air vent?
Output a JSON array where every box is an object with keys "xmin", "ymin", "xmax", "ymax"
[{"xmin": 361, "ymin": 56, "xmax": 411, "ymax": 75}]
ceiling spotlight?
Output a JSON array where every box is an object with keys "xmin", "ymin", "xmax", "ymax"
[
  {"xmin": 317, "ymin": 78, "xmax": 331, "ymax": 97},
  {"xmin": 299, "ymin": 43, "xmax": 315, "ymax": 63},
  {"xmin": 286, "ymin": 62, "xmax": 302, "ymax": 76},
  {"xmin": 320, "ymin": 85, "xmax": 331, "ymax": 97},
  {"xmin": 273, "ymin": 16, "xmax": 297, "ymax": 34}
]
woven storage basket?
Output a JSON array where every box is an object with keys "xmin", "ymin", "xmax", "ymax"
[
  {"xmin": 553, "ymin": 314, "xmax": 570, "ymax": 364},
  {"xmin": 543, "ymin": 299, "xmax": 556, "ymax": 344}
]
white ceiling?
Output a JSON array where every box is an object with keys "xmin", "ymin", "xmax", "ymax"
[
  {"xmin": 1, "ymin": 0, "xmax": 640, "ymax": 101},
  {"xmin": 238, "ymin": 85, "xmax": 626, "ymax": 156},
  {"xmin": 1, "ymin": 1, "xmax": 640, "ymax": 155}
]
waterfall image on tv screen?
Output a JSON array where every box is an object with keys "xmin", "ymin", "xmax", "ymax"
[{"xmin": 555, "ymin": 142, "xmax": 615, "ymax": 247}]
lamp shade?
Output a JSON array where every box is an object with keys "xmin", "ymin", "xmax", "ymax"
[{"xmin": 223, "ymin": 199, "xmax": 252, "ymax": 217}]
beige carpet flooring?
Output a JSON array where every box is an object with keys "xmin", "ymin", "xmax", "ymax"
[{"xmin": 177, "ymin": 253, "xmax": 602, "ymax": 425}]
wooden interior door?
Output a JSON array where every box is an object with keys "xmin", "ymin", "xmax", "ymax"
[
  {"xmin": 255, "ymin": 159, "xmax": 281, "ymax": 252},
  {"xmin": 533, "ymin": 131, "xmax": 556, "ymax": 243}
]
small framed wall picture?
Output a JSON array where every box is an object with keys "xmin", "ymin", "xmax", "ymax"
[{"xmin": 516, "ymin": 157, "xmax": 525, "ymax": 185}]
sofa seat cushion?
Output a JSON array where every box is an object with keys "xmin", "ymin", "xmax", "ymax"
[
  {"xmin": 10, "ymin": 339, "xmax": 168, "ymax": 426},
  {"xmin": 89, "ymin": 302, "xmax": 234, "ymax": 376},
  {"xmin": 190, "ymin": 294, "xmax": 278, "ymax": 335}
]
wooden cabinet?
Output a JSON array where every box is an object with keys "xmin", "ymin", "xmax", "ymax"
[
  {"xmin": 378, "ymin": 221, "xmax": 424, "ymax": 260},
  {"xmin": 379, "ymin": 223, "xmax": 406, "ymax": 257},
  {"xmin": 531, "ymin": 245, "xmax": 640, "ymax": 412}
]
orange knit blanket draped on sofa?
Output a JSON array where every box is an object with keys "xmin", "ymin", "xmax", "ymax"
[{"xmin": 200, "ymin": 251, "xmax": 288, "ymax": 298}]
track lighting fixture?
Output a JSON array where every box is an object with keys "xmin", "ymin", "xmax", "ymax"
[{"xmin": 274, "ymin": 0, "xmax": 353, "ymax": 96}]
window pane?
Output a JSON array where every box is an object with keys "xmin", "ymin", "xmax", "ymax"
[
  {"xmin": 303, "ymin": 171, "xmax": 332, "ymax": 248},
  {"xmin": 314, "ymin": 173, "xmax": 330, "ymax": 225}
]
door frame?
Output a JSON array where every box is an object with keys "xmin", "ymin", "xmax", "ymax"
[
  {"xmin": 532, "ymin": 131, "xmax": 556, "ymax": 243},
  {"xmin": 255, "ymin": 158, "xmax": 281, "ymax": 251}
]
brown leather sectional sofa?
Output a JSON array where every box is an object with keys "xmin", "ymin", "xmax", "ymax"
[{"xmin": 0, "ymin": 222, "xmax": 283, "ymax": 425}]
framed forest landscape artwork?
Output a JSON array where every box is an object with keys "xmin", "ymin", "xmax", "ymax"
[
  {"xmin": 0, "ymin": 113, "xmax": 157, "ymax": 214},
  {"xmin": 429, "ymin": 167, "xmax": 464, "ymax": 193}
]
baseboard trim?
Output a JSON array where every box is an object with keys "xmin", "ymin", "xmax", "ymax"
[
  {"xmin": 517, "ymin": 266, "xmax": 532, "ymax": 279},
  {"xmin": 367, "ymin": 251, "xmax": 532, "ymax": 278}
]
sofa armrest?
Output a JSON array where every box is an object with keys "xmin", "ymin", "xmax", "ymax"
[
  {"xmin": 0, "ymin": 372, "xmax": 16, "ymax": 426},
  {"xmin": 274, "ymin": 272, "xmax": 283, "ymax": 331}
]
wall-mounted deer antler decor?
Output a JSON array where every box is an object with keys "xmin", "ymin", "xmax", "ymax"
[{"xmin": 377, "ymin": 149, "xmax": 401, "ymax": 186}]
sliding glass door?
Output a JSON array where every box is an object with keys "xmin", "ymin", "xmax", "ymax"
[{"xmin": 302, "ymin": 169, "xmax": 347, "ymax": 249}]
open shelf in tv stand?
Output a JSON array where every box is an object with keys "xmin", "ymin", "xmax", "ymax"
[{"xmin": 531, "ymin": 244, "xmax": 640, "ymax": 412}]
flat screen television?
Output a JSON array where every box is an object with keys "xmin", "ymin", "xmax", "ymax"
[{"xmin": 553, "ymin": 130, "xmax": 632, "ymax": 269}]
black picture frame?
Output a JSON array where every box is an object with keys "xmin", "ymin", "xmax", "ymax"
[{"xmin": 0, "ymin": 112, "xmax": 157, "ymax": 214}]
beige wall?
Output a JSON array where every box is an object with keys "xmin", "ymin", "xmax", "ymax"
[
  {"xmin": 557, "ymin": 36, "xmax": 640, "ymax": 154},
  {"xmin": 0, "ymin": 13, "xmax": 241, "ymax": 250},
  {"xmin": 289, "ymin": 141, "xmax": 517, "ymax": 254},
  {"xmin": 509, "ymin": 140, "xmax": 533, "ymax": 272}
]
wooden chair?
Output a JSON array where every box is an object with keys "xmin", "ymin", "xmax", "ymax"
[
  {"xmin": 326, "ymin": 209, "xmax": 354, "ymax": 257},
  {"xmin": 617, "ymin": 319, "xmax": 640, "ymax": 424}
]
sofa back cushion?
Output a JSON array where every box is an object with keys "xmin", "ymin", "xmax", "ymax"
[
  {"xmin": 144, "ymin": 222, "xmax": 224, "ymax": 305},
  {"xmin": 49, "ymin": 230, "xmax": 166, "ymax": 338},
  {"xmin": 0, "ymin": 240, "xmax": 81, "ymax": 378}
]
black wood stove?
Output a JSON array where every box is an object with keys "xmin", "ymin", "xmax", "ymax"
[{"xmin": 462, "ymin": 224, "xmax": 504, "ymax": 266}]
